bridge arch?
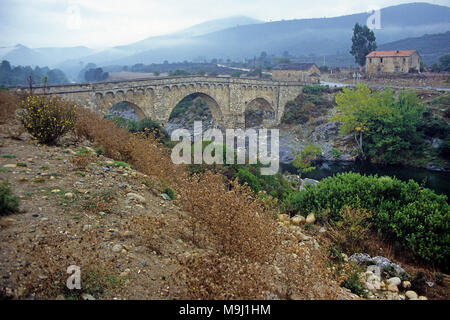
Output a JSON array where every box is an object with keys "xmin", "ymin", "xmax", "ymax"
[
  {"xmin": 165, "ymin": 92, "xmax": 224, "ymax": 127},
  {"xmin": 244, "ymin": 97, "xmax": 276, "ymax": 127},
  {"xmin": 108, "ymin": 101, "xmax": 146, "ymax": 120}
]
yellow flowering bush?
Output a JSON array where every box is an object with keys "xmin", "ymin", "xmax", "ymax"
[{"xmin": 18, "ymin": 95, "xmax": 76, "ymax": 145}]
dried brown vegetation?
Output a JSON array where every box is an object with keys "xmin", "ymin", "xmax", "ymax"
[
  {"xmin": 69, "ymin": 153, "xmax": 96, "ymax": 170},
  {"xmin": 0, "ymin": 91, "xmax": 25, "ymax": 139},
  {"xmin": 4, "ymin": 223, "xmax": 119, "ymax": 299},
  {"xmin": 73, "ymin": 106, "xmax": 182, "ymax": 182}
]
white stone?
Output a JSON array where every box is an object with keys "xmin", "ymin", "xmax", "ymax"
[
  {"xmin": 405, "ymin": 290, "xmax": 418, "ymax": 300},
  {"xmin": 126, "ymin": 192, "xmax": 146, "ymax": 204},
  {"xmin": 387, "ymin": 277, "xmax": 401, "ymax": 286},
  {"xmin": 112, "ymin": 244, "xmax": 123, "ymax": 253},
  {"xmin": 291, "ymin": 215, "xmax": 305, "ymax": 226},
  {"xmin": 306, "ymin": 213, "xmax": 316, "ymax": 224}
]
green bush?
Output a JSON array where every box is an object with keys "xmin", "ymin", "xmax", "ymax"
[
  {"xmin": 302, "ymin": 85, "xmax": 326, "ymax": 95},
  {"xmin": 19, "ymin": 95, "xmax": 76, "ymax": 145},
  {"xmin": 331, "ymin": 148, "xmax": 342, "ymax": 160},
  {"xmin": 234, "ymin": 169, "xmax": 261, "ymax": 194},
  {"xmin": 341, "ymin": 271, "xmax": 366, "ymax": 296},
  {"xmin": 163, "ymin": 187, "xmax": 175, "ymax": 200},
  {"xmin": 282, "ymin": 172, "xmax": 450, "ymax": 267},
  {"xmin": 109, "ymin": 116, "xmax": 169, "ymax": 144},
  {"xmin": 0, "ymin": 179, "xmax": 19, "ymax": 215}
]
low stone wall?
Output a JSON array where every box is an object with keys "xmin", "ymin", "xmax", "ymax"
[{"xmin": 324, "ymin": 72, "xmax": 450, "ymax": 89}]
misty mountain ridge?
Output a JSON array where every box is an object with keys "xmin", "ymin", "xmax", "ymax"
[
  {"xmin": 1, "ymin": 2, "xmax": 449, "ymax": 79},
  {"xmin": 379, "ymin": 31, "xmax": 450, "ymax": 65}
]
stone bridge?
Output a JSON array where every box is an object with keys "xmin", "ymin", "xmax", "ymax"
[{"xmin": 18, "ymin": 76, "xmax": 309, "ymax": 128}]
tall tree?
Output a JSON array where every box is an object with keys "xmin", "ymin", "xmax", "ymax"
[{"xmin": 350, "ymin": 23, "xmax": 377, "ymax": 71}]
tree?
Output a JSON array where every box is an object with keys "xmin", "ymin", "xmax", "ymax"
[
  {"xmin": 153, "ymin": 70, "xmax": 160, "ymax": 76},
  {"xmin": 439, "ymin": 54, "xmax": 450, "ymax": 72},
  {"xmin": 0, "ymin": 60, "xmax": 11, "ymax": 73},
  {"xmin": 231, "ymin": 70, "xmax": 243, "ymax": 78},
  {"xmin": 84, "ymin": 67, "xmax": 108, "ymax": 82},
  {"xmin": 332, "ymin": 84, "xmax": 425, "ymax": 164},
  {"xmin": 332, "ymin": 84, "xmax": 372, "ymax": 157},
  {"xmin": 350, "ymin": 23, "xmax": 377, "ymax": 71},
  {"xmin": 292, "ymin": 143, "xmax": 322, "ymax": 186}
]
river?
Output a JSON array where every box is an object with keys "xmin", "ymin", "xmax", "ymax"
[{"xmin": 281, "ymin": 160, "xmax": 450, "ymax": 198}]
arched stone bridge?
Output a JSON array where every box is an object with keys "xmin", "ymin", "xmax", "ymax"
[{"xmin": 19, "ymin": 76, "xmax": 309, "ymax": 128}]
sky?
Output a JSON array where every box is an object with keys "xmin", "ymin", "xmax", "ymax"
[{"xmin": 0, "ymin": 0, "xmax": 449, "ymax": 49}]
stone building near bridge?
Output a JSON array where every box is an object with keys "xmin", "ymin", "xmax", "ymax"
[
  {"xmin": 272, "ymin": 63, "xmax": 321, "ymax": 82},
  {"xmin": 366, "ymin": 50, "xmax": 421, "ymax": 74}
]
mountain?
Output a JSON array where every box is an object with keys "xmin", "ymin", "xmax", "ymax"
[
  {"xmin": 103, "ymin": 2, "xmax": 450, "ymax": 66},
  {"xmin": 0, "ymin": 44, "xmax": 94, "ymax": 68},
  {"xmin": 70, "ymin": 16, "xmax": 262, "ymax": 66},
  {"xmin": 378, "ymin": 31, "xmax": 450, "ymax": 65}
]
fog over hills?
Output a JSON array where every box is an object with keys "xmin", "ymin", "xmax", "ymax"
[
  {"xmin": 378, "ymin": 31, "xmax": 450, "ymax": 65},
  {"xmin": 2, "ymin": 2, "xmax": 449, "ymax": 79}
]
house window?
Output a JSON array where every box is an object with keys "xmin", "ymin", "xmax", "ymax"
[
  {"xmin": 380, "ymin": 58, "xmax": 383, "ymax": 63},
  {"xmin": 403, "ymin": 58, "xmax": 406, "ymax": 63}
]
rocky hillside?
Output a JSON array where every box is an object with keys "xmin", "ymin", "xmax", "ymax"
[{"xmin": 0, "ymin": 126, "xmax": 360, "ymax": 300}]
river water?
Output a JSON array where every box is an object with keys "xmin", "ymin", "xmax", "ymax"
[{"xmin": 281, "ymin": 160, "xmax": 450, "ymax": 198}]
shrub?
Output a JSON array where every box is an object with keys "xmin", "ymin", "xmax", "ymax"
[
  {"xmin": 0, "ymin": 91, "xmax": 19, "ymax": 124},
  {"xmin": 70, "ymin": 153, "xmax": 96, "ymax": 170},
  {"xmin": 283, "ymin": 172, "xmax": 450, "ymax": 267},
  {"xmin": 234, "ymin": 168, "xmax": 261, "ymax": 194},
  {"xmin": 0, "ymin": 179, "xmax": 20, "ymax": 215},
  {"xmin": 303, "ymin": 84, "xmax": 326, "ymax": 95},
  {"xmin": 163, "ymin": 187, "xmax": 175, "ymax": 200},
  {"xmin": 341, "ymin": 271, "xmax": 366, "ymax": 296},
  {"xmin": 327, "ymin": 206, "xmax": 373, "ymax": 254},
  {"xmin": 19, "ymin": 95, "xmax": 76, "ymax": 145},
  {"xmin": 331, "ymin": 148, "xmax": 342, "ymax": 160}
]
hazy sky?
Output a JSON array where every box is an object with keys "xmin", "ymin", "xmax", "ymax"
[{"xmin": 0, "ymin": 0, "xmax": 449, "ymax": 48}]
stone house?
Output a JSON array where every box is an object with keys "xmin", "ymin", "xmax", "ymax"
[
  {"xmin": 366, "ymin": 50, "xmax": 421, "ymax": 74},
  {"xmin": 272, "ymin": 63, "xmax": 321, "ymax": 82}
]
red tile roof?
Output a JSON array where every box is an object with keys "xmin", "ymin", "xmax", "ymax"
[{"xmin": 366, "ymin": 50, "xmax": 417, "ymax": 58}]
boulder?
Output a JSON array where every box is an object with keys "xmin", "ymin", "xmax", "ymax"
[
  {"xmin": 127, "ymin": 192, "xmax": 146, "ymax": 204},
  {"xmin": 387, "ymin": 283, "xmax": 399, "ymax": 292},
  {"xmin": 291, "ymin": 215, "xmax": 305, "ymax": 226},
  {"xmin": 349, "ymin": 253, "xmax": 372, "ymax": 264},
  {"xmin": 402, "ymin": 281, "xmax": 412, "ymax": 289},
  {"xmin": 387, "ymin": 277, "xmax": 401, "ymax": 286},
  {"xmin": 405, "ymin": 290, "xmax": 418, "ymax": 300},
  {"xmin": 306, "ymin": 213, "xmax": 316, "ymax": 224}
]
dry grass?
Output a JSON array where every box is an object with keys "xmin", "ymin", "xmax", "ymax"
[
  {"xmin": 0, "ymin": 91, "xmax": 25, "ymax": 139},
  {"xmin": 0, "ymin": 91, "xmax": 19, "ymax": 124},
  {"xmin": 73, "ymin": 106, "xmax": 182, "ymax": 182},
  {"xmin": 69, "ymin": 153, "xmax": 96, "ymax": 170},
  {"xmin": 6, "ymin": 223, "xmax": 119, "ymax": 299}
]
